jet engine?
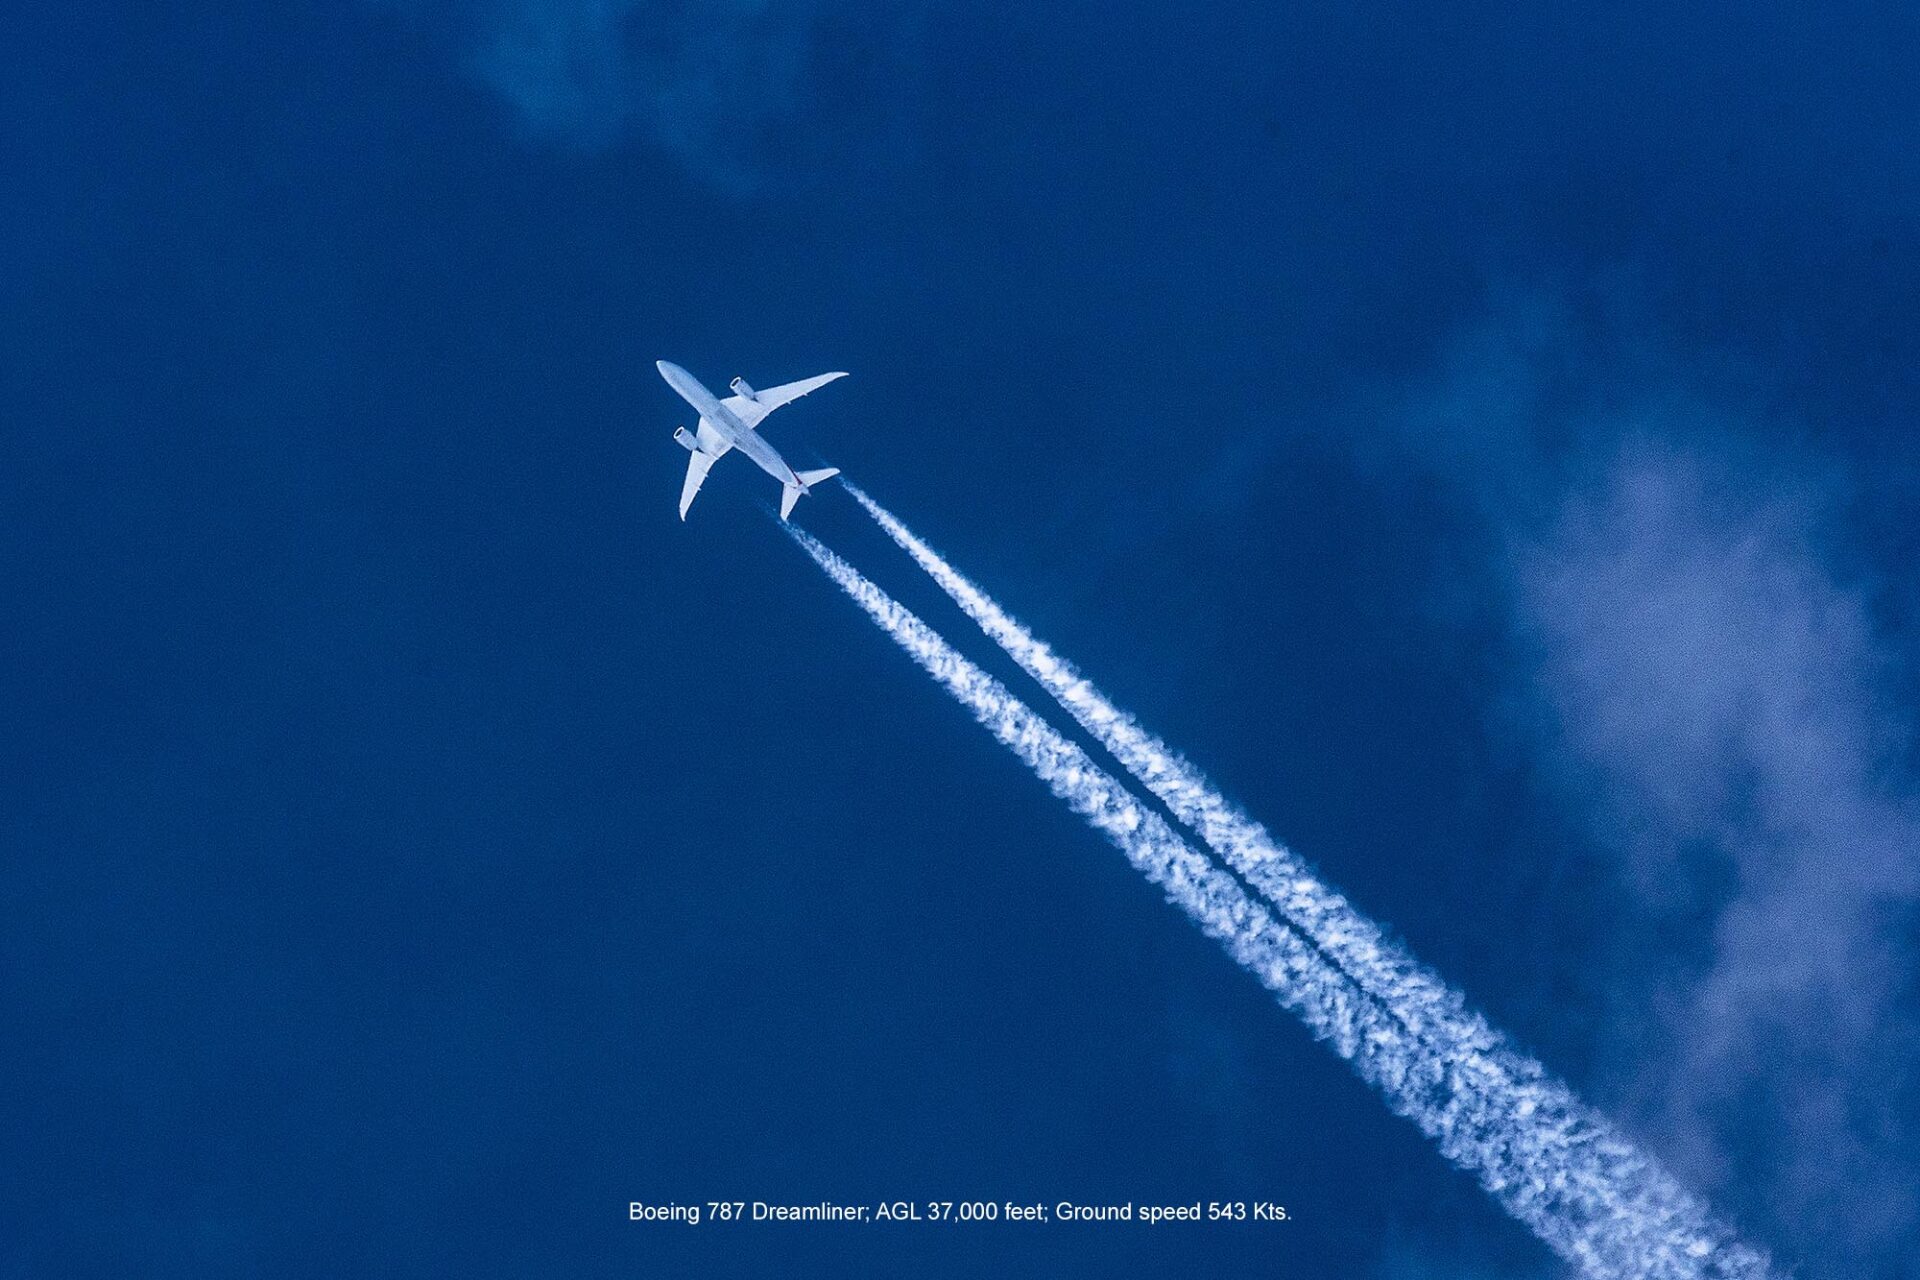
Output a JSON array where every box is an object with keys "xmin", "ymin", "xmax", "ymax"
[
  {"xmin": 673, "ymin": 426, "xmax": 701, "ymax": 452},
  {"xmin": 729, "ymin": 377, "xmax": 757, "ymax": 400}
]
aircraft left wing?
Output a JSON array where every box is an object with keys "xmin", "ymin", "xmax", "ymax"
[
  {"xmin": 679, "ymin": 449, "xmax": 717, "ymax": 520},
  {"xmin": 721, "ymin": 371, "xmax": 848, "ymax": 429}
]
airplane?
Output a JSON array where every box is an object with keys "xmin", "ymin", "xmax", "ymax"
[{"xmin": 656, "ymin": 359, "xmax": 846, "ymax": 520}]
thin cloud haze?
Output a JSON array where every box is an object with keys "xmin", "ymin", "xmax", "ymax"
[
  {"xmin": 1375, "ymin": 305, "xmax": 1920, "ymax": 1275},
  {"xmin": 1512, "ymin": 439, "xmax": 1920, "ymax": 1273},
  {"xmin": 382, "ymin": 0, "xmax": 835, "ymax": 182}
]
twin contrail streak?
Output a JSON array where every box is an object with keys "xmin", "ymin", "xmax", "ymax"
[
  {"xmin": 846, "ymin": 482, "xmax": 1478, "ymax": 1048},
  {"xmin": 787, "ymin": 528, "xmax": 1374, "ymax": 1045},
  {"xmin": 806, "ymin": 490, "xmax": 1769, "ymax": 1280}
]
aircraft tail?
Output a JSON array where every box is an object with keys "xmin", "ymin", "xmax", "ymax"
[{"xmin": 779, "ymin": 468, "xmax": 842, "ymax": 520}]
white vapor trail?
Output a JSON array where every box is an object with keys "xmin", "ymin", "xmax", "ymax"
[
  {"xmin": 827, "ymin": 488, "xmax": 1771, "ymax": 1280},
  {"xmin": 846, "ymin": 483, "xmax": 1482, "ymax": 1043}
]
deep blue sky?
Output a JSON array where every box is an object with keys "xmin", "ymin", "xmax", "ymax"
[{"xmin": 5, "ymin": 2, "xmax": 1918, "ymax": 1276}]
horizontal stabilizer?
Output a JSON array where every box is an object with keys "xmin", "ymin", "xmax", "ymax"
[{"xmin": 778, "ymin": 467, "xmax": 840, "ymax": 520}]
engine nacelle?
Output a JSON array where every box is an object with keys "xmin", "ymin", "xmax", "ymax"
[
  {"xmin": 729, "ymin": 377, "xmax": 757, "ymax": 400},
  {"xmin": 673, "ymin": 426, "xmax": 701, "ymax": 452}
]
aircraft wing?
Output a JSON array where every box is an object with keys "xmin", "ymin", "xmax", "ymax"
[
  {"xmin": 694, "ymin": 417, "xmax": 732, "ymax": 455},
  {"xmin": 679, "ymin": 449, "xmax": 717, "ymax": 520},
  {"xmin": 721, "ymin": 371, "xmax": 848, "ymax": 429}
]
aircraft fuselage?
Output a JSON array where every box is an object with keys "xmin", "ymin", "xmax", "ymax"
[{"xmin": 656, "ymin": 360, "xmax": 800, "ymax": 487}]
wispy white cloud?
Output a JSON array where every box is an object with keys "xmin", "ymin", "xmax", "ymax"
[
  {"xmin": 1379, "ymin": 300, "xmax": 1920, "ymax": 1276},
  {"xmin": 384, "ymin": 0, "xmax": 882, "ymax": 186},
  {"xmin": 1512, "ymin": 438, "xmax": 1920, "ymax": 1269},
  {"xmin": 474, "ymin": 0, "xmax": 796, "ymax": 165}
]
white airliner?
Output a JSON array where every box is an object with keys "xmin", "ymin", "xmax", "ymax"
[{"xmin": 657, "ymin": 360, "xmax": 846, "ymax": 520}]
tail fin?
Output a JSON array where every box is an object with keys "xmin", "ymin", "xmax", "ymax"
[{"xmin": 779, "ymin": 468, "xmax": 841, "ymax": 520}]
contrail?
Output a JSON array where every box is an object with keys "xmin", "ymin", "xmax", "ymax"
[
  {"xmin": 821, "ymin": 493, "xmax": 1771, "ymax": 1280},
  {"xmin": 787, "ymin": 527, "xmax": 1381, "ymax": 1052},
  {"xmin": 846, "ymin": 482, "xmax": 1478, "ymax": 1044}
]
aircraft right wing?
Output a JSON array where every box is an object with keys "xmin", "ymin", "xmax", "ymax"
[
  {"xmin": 679, "ymin": 449, "xmax": 717, "ymax": 520},
  {"xmin": 722, "ymin": 371, "xmax": 848, "ymax": 430}
]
